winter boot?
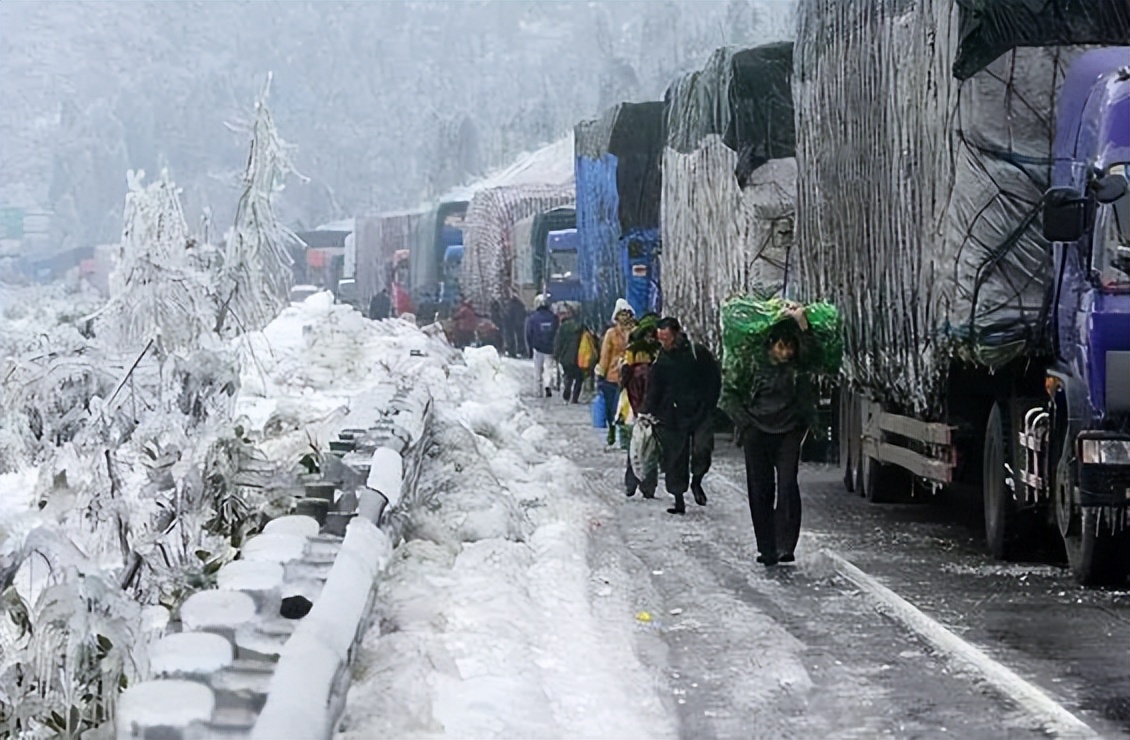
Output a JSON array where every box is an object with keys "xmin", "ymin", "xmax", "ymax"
[
  {"xmin": 666, "ymin": 493, "xmax": 686, "ymax": 515},
  {"xmin": 756, "ymin": 553, "xmax": 779, "ymax": 567},
  {"xmin": 691, "ymin": 479, "xmax": 707, "ymax": 506},
  {"xmin": 545, "ymin": 387, "xmax": 552, "ymax": 398},
  {"xmin": 606, "ymin": 424, "xmax": 617, "ymax": 447}
]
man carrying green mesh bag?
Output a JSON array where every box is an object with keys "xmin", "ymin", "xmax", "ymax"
[{"xmin": 719, "ymin": 297, "xmax": 842, "ymax": 567}]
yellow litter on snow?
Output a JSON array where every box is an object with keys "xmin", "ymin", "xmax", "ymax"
[{"xmin": 635, "ymin": 611, "xmax": 652, "ymax": 623}]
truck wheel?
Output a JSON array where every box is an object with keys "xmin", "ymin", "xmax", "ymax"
[
  {"xmin": 862, "ymin": 451, "xmax": 908, "ymax": 504},
  {"xmin": 1055, "ymin": 454, "xmax": 1129, "ymax": 586},
  {"xmin": 983, "ymin": 402, "xmax": 1016, "ymax": 560}
]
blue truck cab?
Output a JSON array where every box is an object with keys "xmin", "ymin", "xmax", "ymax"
[
  {"xmin": 1038, "ymin": 48, "xmax": 1130, "ymax": 583},
  {"xmin": 440, "ymin": 243, "xmax": 464, "ymax": 306},
  {"xmin": 545, "ymin": 228, "xmax": 583, "ymax": 304}
]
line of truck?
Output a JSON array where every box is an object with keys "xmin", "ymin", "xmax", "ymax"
[{"xmin": 315, "ymin": 0, "xmax": 1129, "ymax": 584}]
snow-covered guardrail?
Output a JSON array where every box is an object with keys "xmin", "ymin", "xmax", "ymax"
[{"xmin": 116, "ymin": 387, "xmax": 432, "ymax": 740}]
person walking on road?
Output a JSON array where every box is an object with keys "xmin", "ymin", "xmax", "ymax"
[
  {"xmin": 506, "ymin": 295, "xmax": 528, "ymax": 357},
  {"xmin": 596, "ymin": 298, "xmax": 636, "ymax": 447},
  {"xmin": 525, "ymin": 295, "xmax": 559, "ymax": 398},
  {"xmin": 639, "ymin": 317, "xmax": 722, "ymax": 515},
  {"xmin": 553, "ymin": 303, "xmax": 586, "ymax": 404},
  {"xmin": 721, "ymin": 304, "xmax": 817, "ymax": 566},
  {"xmin": 452, "ymin": 298, "xmax": 478, "ymax": 348},
  {"xmin": 620, "ymin": 313, "xmax": 660, "ymax": 498},
  {"xmin": 368, "ymin": 288, "xmax": 392, "ymax": 320}
]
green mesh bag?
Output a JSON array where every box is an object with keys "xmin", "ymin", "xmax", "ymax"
[{"xmin": 720, "ymin": 296, "xmax": 843, "ymax": 401}]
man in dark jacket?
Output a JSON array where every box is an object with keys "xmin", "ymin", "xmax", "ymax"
[
  {"xmin": 720, "ymin": 305, "xmax": 816, "ymax": 566},
  {"xmin": 368, "ymin": 289, "xmax": 392, "ymax": 320},
  {"xmin": 525, "ymin": 295, "xmax": 559, "ymax": 397},
  {"xmin": 505, "ymin": 295, "xmax": 528, "ymax": 357},
  {"xmin": 640, "ymin": 317, "xmax": 722, "ymax": 515}
]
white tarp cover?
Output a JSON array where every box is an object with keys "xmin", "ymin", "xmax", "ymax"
[
  {"xmin": 460, "ymin": 185, "xmax": 575, "ymax": 312},
  {"xmin": 795, "ymin": 0, "xmax": 1090, "ymax": 416},
  {"xmin": 457, "ymin": 136, "xmax": 576, "ymax": 312},
  {"xmin": 435, "ymin": 136, "xmax": 575, "ymax": 206},
  {"xmin": 660, "ymin": 136, "xmax": 795, "ymax": 351}
]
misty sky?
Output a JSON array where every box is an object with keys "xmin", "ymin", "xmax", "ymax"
[{"xmin": 0, "ymin": 0, "xmax": 795, "ymax": 251}]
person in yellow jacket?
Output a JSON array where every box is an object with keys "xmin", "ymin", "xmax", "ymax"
[{"xmin": 595, "ymin": 298, "xmax": 636, "ymax": 447}]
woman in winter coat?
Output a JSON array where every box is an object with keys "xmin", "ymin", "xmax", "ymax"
[
  {"xmin": 552, "ymin": 303, "xmax": 586, "ymax": 404},
  {"xmin": 620, "ymin": 313, "xmax": 660, "ymax": 497},
  {"xmin": 595, "ymin": 299, "xmax": 637, "ymax": 446}
]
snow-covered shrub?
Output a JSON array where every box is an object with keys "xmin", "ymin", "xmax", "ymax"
[{"xmin": 0, "ymin": 79, "xmax": 310, "ymax": 736}]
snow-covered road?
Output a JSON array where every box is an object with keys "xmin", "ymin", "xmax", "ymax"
[{"xmin": 337, "ymin": 356, "xmax": 1067, "ymax": 739}]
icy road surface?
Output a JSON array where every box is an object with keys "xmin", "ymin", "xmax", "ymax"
[{"xmin": 339, "ymin": 354, "xmax": 1125, "ymax": 739}]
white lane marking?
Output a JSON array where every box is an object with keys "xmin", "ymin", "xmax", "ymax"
[{"xmin": 819, "ymin": 549, "xmax": 1100, "ymax": 739}]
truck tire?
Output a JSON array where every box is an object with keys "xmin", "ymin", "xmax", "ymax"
[
  {"xmin": 983, "ymin": 402, "xmax": 1020, "ymax": 560},
  {"xmin": 1054, "ymin": 450, "xmax": 1129, "ymax": 586},
  {"xmin": 862, "ymin": 450, "xmax": 909, "ymax": 504}
]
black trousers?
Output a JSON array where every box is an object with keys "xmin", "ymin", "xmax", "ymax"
[
  {"xmin": 504, "ymin": 324, "xmax": 525, "ymax": 357},
  {"xmin": 742, "ymin": 426, "xmax": 807, "ymax": 558},
  {"xmin": 561, "ymin": 364, "xmax": 585, "ymax": 402},
  {"xmin": 655, "ymin": 414, "xmax": 715, "ymax": 499}
]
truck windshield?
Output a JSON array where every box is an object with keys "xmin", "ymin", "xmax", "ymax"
[
  {"xmin": 1094, "ymin": 166, "xmax": 1130, "ymax": 291},
  {"xmin": 549, "ymin": 249, "xmax": 578, "ymax": 280}
]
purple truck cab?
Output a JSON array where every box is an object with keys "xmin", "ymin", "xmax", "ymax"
[{"xmin": 1044, "ymin": 49, "xmax": 1130, "ymax": 524}]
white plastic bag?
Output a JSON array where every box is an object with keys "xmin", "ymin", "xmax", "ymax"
[{"xmin": 630, "ymin": 417, "xmax": 660, "ymax": 482}]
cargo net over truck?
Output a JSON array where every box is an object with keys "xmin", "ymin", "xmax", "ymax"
[
  {"xmin": 794, "ymin": 0, "xmax": 1129, "ymax": 418},
  {"xmin": 661, "ymin": 42, "xmax": 796, "ymax": 352}
]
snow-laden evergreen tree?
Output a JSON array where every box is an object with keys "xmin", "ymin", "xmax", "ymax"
[{"xmin": 215, "ymin": 75, "xmax": 300, "ymax": 336}]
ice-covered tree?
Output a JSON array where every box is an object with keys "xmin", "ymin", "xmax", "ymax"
[
  {"xmin": 214, "ymin": 76, "xmax": 301, "ymax": 336},
  {"xmin": 101, "ymin": 169, "xmax": 214, "ymax": 356}
]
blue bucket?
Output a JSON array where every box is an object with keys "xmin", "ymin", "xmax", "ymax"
[{"xmin": 591, "ymin": 392, "xmax": 606, "ymax": 428}]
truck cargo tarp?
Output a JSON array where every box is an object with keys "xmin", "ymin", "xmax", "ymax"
[
  {"xmin": 664, "ymin": 43, "xmax": 794, "ymax": 161},
  {"xmin": 661, "ymin": 141, "xmax": 795, "ymax": 351},
  {"xmin": 660, "ymin": 42, "xmax": 796, "ymax": 351},
  {"xmin": 412, "ymin": 136, "xmax": 574, "ymax": 304},
  {"xmin": 575, "ymin": 102, "xmax": 664, "ymax": 323},
  {"xmin": 954, "ymin": 0, "xmax": 1130, "ymax": 80},
  {"xmin": 460, "ymin": 184, "xmax": 575, "ymax": 312},
  {"xmin": 794, "ymin": 0, "xmax": 1127, "ymax": 416}
]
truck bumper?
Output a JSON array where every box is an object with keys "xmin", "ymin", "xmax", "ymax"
[{"xmin": 1075, "ymin": 434, "xmax": 1130, "ymax": 507}]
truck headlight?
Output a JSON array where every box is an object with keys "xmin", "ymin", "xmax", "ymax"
[{"xmin": 1079, "ymin": 438, "xmax": 1130, "ymax": 465}]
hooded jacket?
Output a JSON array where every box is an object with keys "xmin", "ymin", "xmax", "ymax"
[{"xmin": 596, "ymin": 299, "xmax": 636, "ymax": 384}]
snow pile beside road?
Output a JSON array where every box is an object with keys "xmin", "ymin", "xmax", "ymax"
[
  {"xmin": 232, "ymin": 293, "xmax": 455, "ymax": 462},
  {"xmin": 339, "ymin": 351, "xmax": 676, "ymax": 739},
  {"xmin": 237, "ymin": 292, "xmax": 454, "ymax": 400}
]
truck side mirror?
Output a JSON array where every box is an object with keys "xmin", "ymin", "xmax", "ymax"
[
  {"xmin": 1043, "ymin": 188, "xmax": 1087, "ymax": 242},
  {"xmin": 1093, "ymin": 173, "xmax": 1129, "ymax": 205}
]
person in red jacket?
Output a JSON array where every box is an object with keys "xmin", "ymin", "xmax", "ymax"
[
  {"xmin": 452, "ymin": 299, "xmax": 477, "ymax": 348},
  {"xmin": 620, "ymin": 313, "xmax": 660, "ymax": 497}
]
